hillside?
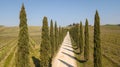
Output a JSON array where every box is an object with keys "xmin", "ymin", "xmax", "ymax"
[
  {"xmin": 75, "ymin": 25, "xmax": 120, "ymax": 67},
  {"xmin": 0, "ymin": 26, "xmax": 120, "ymax": 67},
  {"xmin": 0, "ymin": 26, "xmax": 41, "ymax": 67}
]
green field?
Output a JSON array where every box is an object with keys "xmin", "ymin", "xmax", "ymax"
[{"xmin": 0, "ymin": 25, "xmax": 120, "ymax": 67}]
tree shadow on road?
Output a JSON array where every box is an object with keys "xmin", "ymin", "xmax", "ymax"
[
  {"xmin": 62, "ymin": 52, "xmax": 86, "ymax": 63},
  {"xmin": 58, "ymin": 59, "xmax": 74, "ymax": 67},
  {"xmin": 32, "ymin": 56, "xmax": 40, "ymax": 67},
  {"xmin": 63, "ymin": 45, "xmax": 78, "ymax": 50},
  {"xmin": 62, "ymin": 47, "xmax": 80, "ymax": 55}
]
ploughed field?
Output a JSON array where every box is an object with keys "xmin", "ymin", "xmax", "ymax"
[
  {"xmin": 0, "ymin": 25, "xmax": 120, "ymax": 67},
  {"xmin": 0, "ymin": 26, "xmax": 41, "ymax": 67}
]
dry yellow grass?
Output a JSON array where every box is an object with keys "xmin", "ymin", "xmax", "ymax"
[{"xmin": 75, "ymin": 25, "xmax": 120, "ymax": 67}]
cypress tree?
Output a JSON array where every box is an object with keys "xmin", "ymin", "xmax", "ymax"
[
  {"xmin": 59, "ymin": 26, "xmax": 64, "ymax": 45},
  {"xmin": 16, "ymin": 4, "xmax": 30, "ymax": 67},
  {"xmin": 69, "ymin": 24, "xmax": 79, "ymax": 48},
  {"xmin": 79, "ymin": 22, "xmax": 83, "ymax": 54},
  {"xmin": 94, "ymin": 10, "xmax": 102, "ymax": 67},
  {"xmin": 59, "ymin": 26, "xmax": 63, "ymax": 45},
  {"xmin": 58, "ymin": 26, "xmax": 60, "ymax": 45},
  {"xmin": 61, "ymin": 27, "xmax": 64, "ymax": 42},
  {"xmin": 84, "ymin": 19, "xmax": 89, "ymax": 61},
  {"xmin": 50, "ymin": 19, "xmax": 54, "ymax": 57},
  {"xmin": 69, "ymin": 24, "xmax": 80, "ymax": 49},
  {"xmin": 55, "ymin": 22, "xmax": 58, "ymax": 52},
  {"xmin": 76, "ymin": 24, "xmax": 80, "ymax": 49},
  {"xmin": 40, "ymin": 16, "xmax": 50, "ymax": 67}
]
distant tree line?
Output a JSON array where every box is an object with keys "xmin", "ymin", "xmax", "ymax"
[
  {"xmin": 69, "ymin": 10, "xmax": 102, "ymax": 67},
  {"xmin": 0, "ymin": 25, "xmax": 4, "ymax": 27},
  {"xmin": 105, "ymin": 24, "xmax": 120, "ymax": 26},
  {"xmin": 40, "ymin": 17, "xmax": 67, "ymax": 67},
  {"xmin": 69, "ymin": 19, "xmax": 89, "ymax": 60}
]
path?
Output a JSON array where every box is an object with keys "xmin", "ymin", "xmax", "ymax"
[{"xmin": 52, "ymin": 32, "xmax": 77, "ymax": 67}]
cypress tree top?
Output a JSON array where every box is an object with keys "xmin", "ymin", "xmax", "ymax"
[
  {"xmin": 94, "ymin": 10, "xmax": 100, "ymax": 29},
  {"xmin": 19, "ymin": 4, "xmax": 27, "ymax": 27}
]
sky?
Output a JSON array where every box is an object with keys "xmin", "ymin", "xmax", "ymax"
[{"xmin": 0, "ymin": 0, "xmax": 120, "ymax": 26}]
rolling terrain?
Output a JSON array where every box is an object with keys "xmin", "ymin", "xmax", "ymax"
[
  {"xmin": 0, "ymin": 25, "xmax": 120, "ymax": 67},
  {"xmin": 0, "ymin": 26, "xmax": 41, "ymax": 67}
]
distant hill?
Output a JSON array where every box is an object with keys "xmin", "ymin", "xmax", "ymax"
[
  {"xmin": 0, "ymin": 25, "xmax": 4, "ymax": 27},
  {"xmin": 105, "ymin": 24, "xmax": 120, "ymax": 26}
]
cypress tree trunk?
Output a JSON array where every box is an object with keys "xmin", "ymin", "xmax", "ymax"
[
  {"xmin": 84, "ymin": 19, "xmax": 89, "ymax": 61},
  {"xmin": 16, "ymin": 4, "xmax": 30, "ymax": 67},
  {"xmin": 50, "ymin": 20, "xmax": 54, "ymax": 57},
  {"xmin": 94, "ymin": 10, "xmax": 102, "ymax": 67},
  {"xmin": 79, "ymin": 22, "xmax": 83, "ymax": 54},
  {"xmin": 40, "ymin": 16, "xmax": 50, "ymax": 67}
]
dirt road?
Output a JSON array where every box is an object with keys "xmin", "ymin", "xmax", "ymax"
[{"xmin": 52, "ymin": 32, "xmax": 77, "ymax": 67}]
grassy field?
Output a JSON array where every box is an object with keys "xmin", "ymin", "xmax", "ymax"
[
  {"xmin": 0, "ymin": 26, "xmax": 41, "ymax": 67},
  {"xmin": 74, "ymin": 25, "xmax": 120, "ymax": 67},
  {"xmin": 0, "ymin": 25, "xmax": 120, "ymax": 67}
]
